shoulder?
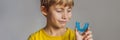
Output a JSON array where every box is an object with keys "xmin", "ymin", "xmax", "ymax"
[
  {"xmin": 28, "ymin": 29, "xmax": 44, "ymax": 40},
  {"xmin": 67, "ymin": 28, "xmax": 75, "ymax": 34},
  {"xmin": 65, "ymin": 28, "xmax": 75, "ymax": 36},
  {"xmin": 66, "ymin": 28, "xmax": 76, "ymax": 40}
]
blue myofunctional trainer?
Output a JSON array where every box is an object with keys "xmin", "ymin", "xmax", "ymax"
[{"xmin": 76, "ymin": 21, "xmax": 89, "ymax": 32}]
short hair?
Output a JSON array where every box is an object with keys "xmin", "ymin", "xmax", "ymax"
[{"xmin": 40, "ymin": 0, "xmax": 74, "ymax": 10}]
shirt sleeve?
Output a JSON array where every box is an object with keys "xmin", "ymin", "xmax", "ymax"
[{"xmin": 28, "ymin": 33, "xmax": 35, "ymax": 40}]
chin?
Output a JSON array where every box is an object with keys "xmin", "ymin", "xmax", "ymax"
[
  {"xmin": 55, "ymin": 21, "xmax": 67, "ymax": 28},
  {"xmin": 59, "ymin": 24, "xmax": 66, "ymax": 28}
]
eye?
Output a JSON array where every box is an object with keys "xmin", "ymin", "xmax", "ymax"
[
  {"xmin": 56, "ymin": 9, "xmax": 63, "ymax": 13},
  {"xmin": 67, "ymin": 9, "xmax": 72, "ymax": 13}
]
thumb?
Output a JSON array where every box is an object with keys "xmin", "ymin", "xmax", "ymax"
[
  {"xmin": 75, "ymin": 28, "xmax": 83, "ymax": 40},
  {"xmin": 75, "ymin": 28, "xmax": 80, "ymax": 36}
]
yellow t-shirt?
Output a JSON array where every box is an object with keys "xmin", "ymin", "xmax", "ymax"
[{"xmin": 28, "ymin": 28, "xmax": 75, "ymax": 40}]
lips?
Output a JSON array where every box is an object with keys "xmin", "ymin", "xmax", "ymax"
[{"xmin": 59, "ymin": 21, "xmax": 67, "ymax": 24}]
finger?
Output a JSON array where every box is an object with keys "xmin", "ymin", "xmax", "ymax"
[
  {"xmin": 83, "ymin": 33, "xmax": 89, "ymax": 40},
  {"xmin": 83, "ymin": 31, "xmax": 92, "ymax": 40},
  {"xmin": 87, "ymin": 38, "xmax": 93, "ymax": 40},
  {"xmin": 82, "ymin": 27, "xmax": 91, "ymax": 35},
  {"xmin": 87, "ymin": 31, "xmax": 92, "ymax": 35},
  {"xmin": 75, "ymin": 28, "xmax": 78, "ymax": 34},
  {"xmin": 87, "ymin": 34, "xmax": 93, "ymax": 40},
  {"xmin": 86, "ymin": 27, "xmax": 91, "ymax": 32},
  {"xmin": 75, "ymin": 28, "xmax": 81, "ymax": 36},
  {"xmin": 83, "ymin": 27, "xmax": 93, "ymax": 40},
  {"xmin": 83, "ymin": 34, "xmax": 93, "ymax": 40},
  {"xmin": 89, "ymin": 38, "xmax": 93, "ymax": 40}
]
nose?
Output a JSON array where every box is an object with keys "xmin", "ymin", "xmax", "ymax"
[{"xmin": 62, "ymin": 11, "xmax": 68, "ymax": 19}]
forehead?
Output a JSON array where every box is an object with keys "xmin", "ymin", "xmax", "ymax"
[
  {"xmin": 52, "ymin": 4, "xmax": 72, "ymax": 9},
  {"xmin": 56, "ymin": 0, "xmax": 74, "ymax": 6},
  {"xmin": 51, "ymin": 0, "xmax": 74, "ymax": 8}
]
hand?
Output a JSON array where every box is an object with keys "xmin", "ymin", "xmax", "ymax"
[{"xmin": 75, "ymin": 28, "xmax": 93, "ymax": 40}]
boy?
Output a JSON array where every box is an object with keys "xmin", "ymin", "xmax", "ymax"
[{"xmin": 28, "ymin": 0, "xmax": 93, "ymax": 40}]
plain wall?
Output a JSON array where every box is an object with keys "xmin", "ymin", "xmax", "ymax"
[{"xmin": 0, "ymin": 0, "xmax": 120, "ymax": 40}]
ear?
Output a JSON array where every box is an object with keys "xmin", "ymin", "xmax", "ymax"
[{"xmin": 41, "ymin": 6, "xmax": 48, "ymax": 16}]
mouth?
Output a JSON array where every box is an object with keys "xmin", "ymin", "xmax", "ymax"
[{"xmin": 59, "ymin": 21, "xmax": 67, "ymax": 24}]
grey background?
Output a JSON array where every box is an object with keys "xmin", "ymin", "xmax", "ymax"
[{"xmin": 0, "ymin": 0, "xmax": 120, "ymax": 40}]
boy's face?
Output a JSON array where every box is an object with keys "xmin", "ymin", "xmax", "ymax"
[{"xmin": 43, "ymin": 5, "xmax": 72, "ymax": 28}]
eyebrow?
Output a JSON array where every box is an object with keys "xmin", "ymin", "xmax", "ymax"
[
  {"xmin": 55, "ymin": 8, "xmax": 63, "ymax": 10},
  {"xmin": 55, "ymin": 6, "xmax": 72, "ymax": 10}
]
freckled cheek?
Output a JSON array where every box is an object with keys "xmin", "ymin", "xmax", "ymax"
[
  {"xmin": 68, "ymin": 13, "xmax": 72, "ymax": 20},
  {"xmin": 53, "ymin": 13, "xmax": 62, "ymax": 20}
]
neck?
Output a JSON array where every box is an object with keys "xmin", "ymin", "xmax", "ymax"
[{"xmin": 44, "ymin": 23, "xmax": 66, "ymax": 36}]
